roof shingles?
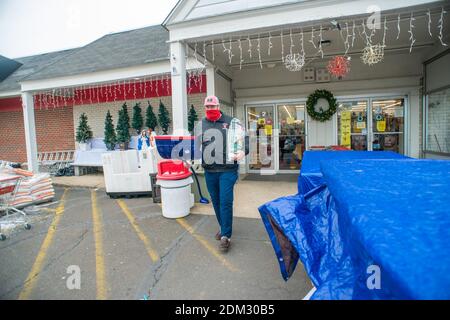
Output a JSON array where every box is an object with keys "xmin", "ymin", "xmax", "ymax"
[
  {"xmin": 23, "ymin": 25, "xmax": 169, "ymax": 81},
  {"xmin": 0, "ymin": 25, "xmax": 169, "ymax": 93},
  {"xmin": 0, "ymin": 49, "xmax": 74, "ymax": 92}
]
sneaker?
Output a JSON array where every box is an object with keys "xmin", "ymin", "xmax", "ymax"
[
  {"xmin": 215, "ymin": 231, "xmax": 221, "ymax": 241},
  {"xmin": 219, "ymin": 236, "xmax": 231, "ymax": 252}
]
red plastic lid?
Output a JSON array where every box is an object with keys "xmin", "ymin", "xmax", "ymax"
[
  {"xmin": 156, "ymin": 159, "xmax": 192, "ymax": 180},
  {"xmin": 330, "ymin": 145, "xmax": 351, "ymax": 150},
  {"xmin": 154, "ymin": 136, "xmax": 195, "ymax": 140}
]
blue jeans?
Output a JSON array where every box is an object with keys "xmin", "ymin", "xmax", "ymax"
[{"xmin": 204, "ymin": 170, "xmax": 239, "ymax": 238}]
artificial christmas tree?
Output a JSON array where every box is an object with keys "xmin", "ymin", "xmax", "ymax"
[
  {"xmin": 188, "ymin": 104, "xmax": 198, "ymax": 134},
  {"xmin": 158, "ymin": 100, "xmax": 171, "ymax": 135},
  {"xmin": 76, "ymin": 113, "xmax": 93, "ymax": 150},
  {"xmin": 124, "ymin": 102, "xmax": 130, "ymax": 126},
  {"xmin": 145, "ymin": 101, "xmax": 158, "ymax": 132},
  {"xmin": 116, "ymin": 103, "xmax": 131, "ymax": 150},
  {"xmin": 131, "ymin": 102, "xmax": 143, "ymax": 134},
  {"xmin": 104, "ymin": 110, "xmax": 116, "ymax": 151}
]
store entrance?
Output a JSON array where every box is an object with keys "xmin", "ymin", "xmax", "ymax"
[
  {"xmin": 277, "ymin": 104, "xmax": 306, "ymax": 171},
  {"xmin": 245, "ymin": 103, "xmax": 306, "ymax": 174},
  {"xmin": 245, "ymin": 96, "xmax": 406, "ymax": 174},
  {"xmin": 246, "ymin": 105, "xmax": 275, "ymax": 172}
]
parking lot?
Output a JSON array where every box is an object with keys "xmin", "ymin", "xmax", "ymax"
[{"xmin": 0, "ymin": 186, "xmax": 311, "ymax": 300}]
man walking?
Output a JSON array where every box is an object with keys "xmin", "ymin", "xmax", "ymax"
[{"xmin": 196, "ymin": 95, "xmax": 246, "ymax": 252}]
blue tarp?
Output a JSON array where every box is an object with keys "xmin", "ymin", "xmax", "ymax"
[
  {"xmin": 298, "ymin": 151, "xmax": 408, "ymax": 195},
  {"xmin": 260, "ymin": 158, "xmax": 450, "ymax": 299}
]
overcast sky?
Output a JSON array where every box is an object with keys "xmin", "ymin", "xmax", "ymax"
[{"xmin": 0, "ymin": 0, "xmax": 179, "ymax": 58}]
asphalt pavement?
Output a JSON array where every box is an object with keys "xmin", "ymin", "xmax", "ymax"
[{"xmin": 0, "ymin": 186, "xmax": 312, "ymax": 300}]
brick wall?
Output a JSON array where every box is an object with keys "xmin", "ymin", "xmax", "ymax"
[
  {"xmin": 36, "ymin": 106, "xmax": 76, "ymax": 152},
  {"xmin": 0, "ymin": 110, "xmax": 26, "ymax": 162},
  {"xmin": 72, "ymin": 93, "xmax": 206, "ymax": 141},
  {"xmin": 0, "ymin": 94, "xmax": 206, "ymax": 163},
  {"xmin": 0, "ymin": 106, "xmax": 75, "ymax": 162}
]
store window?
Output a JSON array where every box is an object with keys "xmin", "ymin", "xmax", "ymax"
[
  {"xmin": 371, "ymin": 98, "xmax": 405, "ymax": 154},
  {"xmin": 426, "ymin": 88, "xmax": 450, "ymax": 153},
  {"xmin": 424, "ymin": 50, "xmax": 450, "ymax": 157},
  {"xmin": 337, "ymin": 98, "xmax": 405, "ymax": 153},
  {"xmin": 337, "ymin": 101, "xmax": 368, "ymax": 150}
]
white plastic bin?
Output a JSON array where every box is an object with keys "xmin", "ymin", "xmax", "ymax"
[{"xmin": 102, "ymin": 149, "xmax": 157, "ymax": 196}]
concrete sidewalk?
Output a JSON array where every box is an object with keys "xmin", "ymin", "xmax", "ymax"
[
  {"xmin": 53, "ymin": 173, "xmax": 298, "ymax": 219},
  {"xmin": 52, "ymin": 173, "xmax": 106, "ymax": 189}
]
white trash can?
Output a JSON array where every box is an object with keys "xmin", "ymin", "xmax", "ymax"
[{"xmin": 157, "ymin": 176, "xmax": 194, "ymax": 219}]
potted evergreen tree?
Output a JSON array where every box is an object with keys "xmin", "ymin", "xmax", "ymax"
[
  {"xmin": 104, "ymin": 110, "xmax": 116, "ymax": 151},
  {"xmin": 116, "ymin": 103, "xmax": 131, "ymax": 150},
  {"xmin": 76, "ymin": 113, "xmax": 93, "ymax": 151},
  {"xmin": 188, "ymin": 104, "xmax": 198, "ymax": 135},
  {"xmin": 145, "ymin": 101, "xmax": 158, "ymax": 132},
  {"xmin": 131, "ymin": 102, "xmax": 143, "ymax": 134},
  {"xmin": 158, "ymin": 100, "xmax": 171, "ymax": 135}
]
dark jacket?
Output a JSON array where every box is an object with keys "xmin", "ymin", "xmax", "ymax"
[{"xmin": 197, "ymin": 113, "xmax": 239, "ymax": 172}]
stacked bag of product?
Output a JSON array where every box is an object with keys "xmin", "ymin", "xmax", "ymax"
[
  {"xmin": 1, "ymin": 167, "xmax": 55, "ymax": 208},
  {"xmin": 22, "ymin": 172, "xmax": 55, "ymax": 205}
]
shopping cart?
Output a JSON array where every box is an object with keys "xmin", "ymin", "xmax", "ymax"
[{"xmin": 0, "ymin": 174, "xmax": 31, "ymax": 240}]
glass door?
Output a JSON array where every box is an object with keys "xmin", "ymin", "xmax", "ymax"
[
  {"xmin": 246, "ymin": 105, "xmax": 275, "ymax": 172},
  {"xmin": 277, "ymin": 104, "xmax": 306, "ymax": 171},
  {"xmin": 337, "ymin": 100, "xmax": 369, "ymax": 150},
  {"xmin": 371, "ymin": 98, "xmax": 405, "ymax": 154}
]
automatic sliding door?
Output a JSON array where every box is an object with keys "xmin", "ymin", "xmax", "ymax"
[
  {"xmin": 337, "ymin": 100, "xmax": 368, "ymax": 150},
  {"xmin": 246, "ymin": 105, "xmax": 275, "ymax": 172},
  {"xmin": 277, "ymin": 104, "xmax": 305, "ymax": 170}
]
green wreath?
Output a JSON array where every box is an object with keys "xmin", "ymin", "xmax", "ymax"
[{"xmin": 306, "ymin": 89, "xmax": 337, "ymax": 122}]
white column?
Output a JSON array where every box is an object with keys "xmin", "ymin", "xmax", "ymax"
[
  {"xmin": 409, "ymin": 90, "xmax": 420, "ymax": 158},
  {"xmin": 170, "ymin": 41, "xmax": 188, "ymax": 135},
  {"xmin": 206, "ymin": 66, "xmax": 216, "ymax": 97},
  {"xmin": 21, "ymin": 92, "xmax": 39, "ymax": 173}
]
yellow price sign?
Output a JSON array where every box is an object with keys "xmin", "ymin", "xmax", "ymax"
[
  {"xmin": 377, "ymin": 120, "xmax": 386, "ymax": 132},
  {"xmin": 340, "ymin": 111, "xmax": 351, "ymax": 148},
  {"xmin": 356, "ymin": 121, "xmax": 366, "ymax": 129},
  {"xmin": 341, "ymin": 111, "xmax": 351, "ymax": 122}
]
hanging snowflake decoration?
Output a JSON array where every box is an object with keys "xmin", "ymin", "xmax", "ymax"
[
  {"xmin": 361, "ymin": 17, "xmax": 387, "ymax": 66},
  {"xmin": 284, "ymin": 29, "xmax": 305, "ymax": 72},
  {"xmin": 284, "ymin": 53, "xmax": 305, "ymax": 71},
  {"xmin": 361, "ymin": 44, "xmax": 385, "ymax": 65},
  {"xmin": 327, "ymin": 56, "xmax": 351, "ymax": 79}
]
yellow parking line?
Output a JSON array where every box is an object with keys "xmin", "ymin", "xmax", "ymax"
[
  {"xmin": 116, "ymin": 199, "xmax": 160, "ymax": 263},
  {"xmin": 18, "ymin": 188, "xmax": 69, "ymax": 300},
  {"xmin": 91, "ymin": 190, "xmax": 107, "ymax": 300},
  {"xmin": 176, "ymin": 218, "xmax": 238, "ymax": 272}
]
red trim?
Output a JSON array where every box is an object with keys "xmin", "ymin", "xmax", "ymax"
[
  {"xmin": 154, "ymin": 135, "xmax": 195, "ymax": 140},
  {"xmin": 0, "ymin": 97, "xmax": 22, "ymax": 112},
  {"xmin": 0, "ymin": 185, "xmax": 16, "ymax": 195}
]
